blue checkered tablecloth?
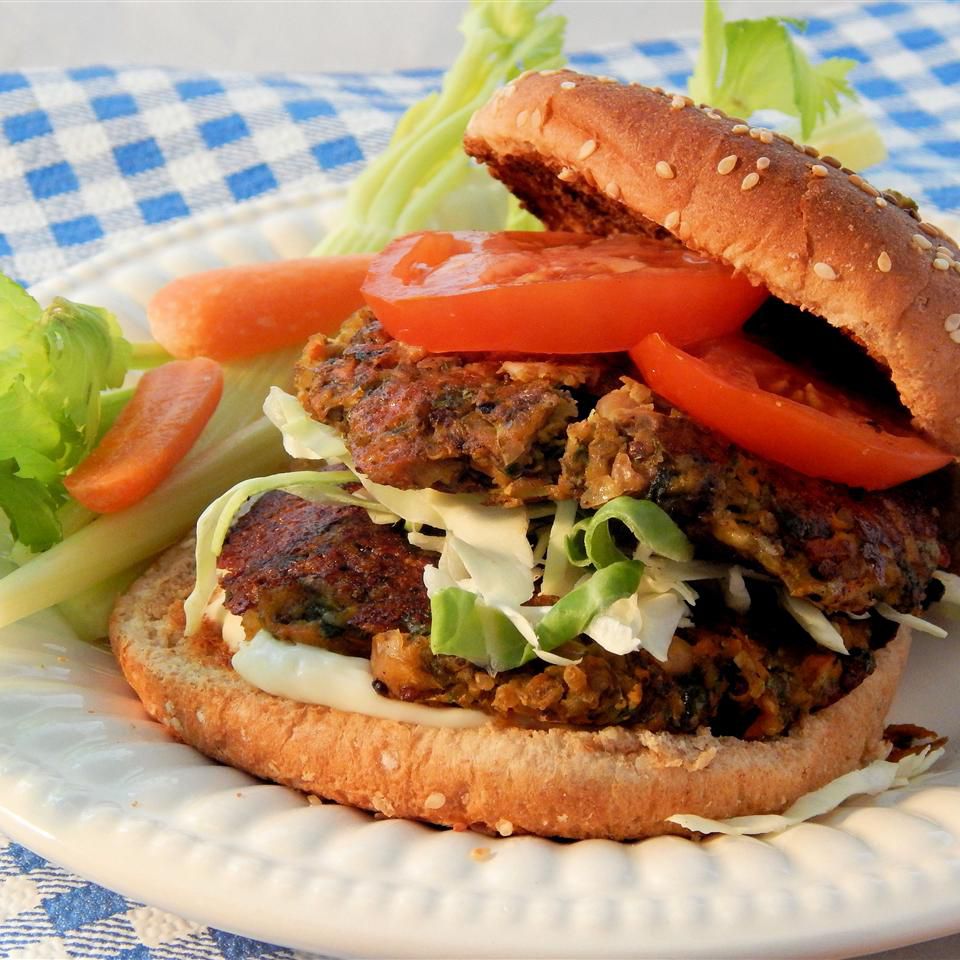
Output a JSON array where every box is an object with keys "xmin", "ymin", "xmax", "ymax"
[{"xmin": 2, "ymin": 2, "xmax": 960, "ymax": 958}]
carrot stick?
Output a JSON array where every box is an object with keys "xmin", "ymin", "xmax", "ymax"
[
  {"xmin": 65, "ymin": 357, "xmax": 224, "ymax": 513},
  {"xmin": 147, "ymin": 255, "xmax": 373, "ymax": 361}
]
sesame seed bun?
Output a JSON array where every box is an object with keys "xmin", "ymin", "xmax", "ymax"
[
  {"xmin": 109, "ymin": 539, "xmax": 909, "ymax": 841},
  {"xmin": 464, "ymin": 70, "xmax": 960, "ymax": 455}
]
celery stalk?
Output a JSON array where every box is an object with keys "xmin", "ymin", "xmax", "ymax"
[
  {"xmin": 0, "ymin": 415, "xmax": 288, "ymax": 628},
  {"xmin": 129, "ymin": 341, "xmax": 173, "ymax": 370},
  {"xmin": 314, "ymin": 0, "xmax": 565, "ymax": 255},
  {"xmin": 57, "ymin": 563, "xmax": 148, "ymax": 644},
  {"xmin": 0, "ymin": 345, "xmax": 298, "ymax": 627}
]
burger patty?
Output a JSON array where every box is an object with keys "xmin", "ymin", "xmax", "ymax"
[
  {"xmin": 370, "ymin": 607, "xmax": 881, "ymax": 740},
  {"xmin": 218, "ymin": 492, "xmax": 891, "ymax": 739},
  {"xmin": 296, "ymin": 316, "xmax": 945, "ymax": 615},
  {"xmin": 295, "ymin": 309, "xmax": 623, "ymax": 503},
  {"xmin": 218, "ymin": 491, "xmax": 431, "ymax": 656},
  {"xmin": 559, "ymin": 379, "xmax": 946, "ymax": 614}
]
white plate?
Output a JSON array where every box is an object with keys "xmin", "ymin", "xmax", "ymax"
[{"xmin": 2, "ymin": 188, "xmax": 960, "ymax": 960}]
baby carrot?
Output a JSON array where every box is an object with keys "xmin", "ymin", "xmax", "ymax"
[
  {"xmin": 65, "ymin": 357, "xmax": 224, "ymax": 514},
  {"xmin": 147, "ymin": 255, "xmax": 373, "ymax": 361}
]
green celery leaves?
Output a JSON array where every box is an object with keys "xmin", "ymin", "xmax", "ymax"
[
  {"xmin": 0, "ymin": 276, "xmax": 132, "ymax": 552},
  {"xmin": 688, "ymin": 0, "xmax": 884, "ymax": 167},
  {"xmin": 689, "ymin": 0, "xmax": 856, "ymax": 139}
]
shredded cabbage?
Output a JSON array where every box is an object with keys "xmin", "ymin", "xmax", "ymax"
[
  {"xmin": 781, "ymin": 593, "xmax": 848, "ymax": 654},
  {"xmin": 263, "ymin": 386, "xmax": 347, "ymax": 462},
  {"xmin": 668, "ymin": 747, "xmax": 944, "ymax": 836},
  {"xmin": 935, "ymin": 570, "xmax": 960, "ymax": 607},
  {"xmin": 567, "ymin": 496, "xmax": 693, "ymax": 568},
  {"xmin": 541, "ymin": 499, "xmax": 581, "ymax": 597},
  {"xmin": 875, "ymin": 602, "xmax": 948, "ymax": 639},
  {"xmin": 586, "ymin": 590, "xmax": 690, "ymax": 661}
]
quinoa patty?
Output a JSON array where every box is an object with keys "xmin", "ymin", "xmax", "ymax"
[{"xmin": 217, "ymin": 492, "xmax": 893, "ymax": 739}]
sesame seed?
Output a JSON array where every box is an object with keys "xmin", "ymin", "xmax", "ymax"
[
  {"xmin": 651, "ymin": 85, "xmax": 664, "ymax": 94},
  {"xmin": 821, "ymin": 155, "xmax": 843, "ymax": 169},
  {"xmin": 705, "ymin": 111, "xmax": 722, "ymax": 120},
  {"xmin": 557, "ymin": 167, "xmax": 575, "ymax": 182},
  {"xmin": 731, "ymin": 124, "xmax": 749, "ymax": 135},
  {"xmin": 605, "ymin": 181, "xmax": 621, "ymax": 199},
  {"xmin": 952, "ymin": 330, "xmax": 960, "ymax": 344},
  {"xmin": 813, "ymin": 261, "xmax": 838, "ymax": 281},
  {"xmin": 912, "ymin": 233, "xmax": 934, "ymax": 251},
  {"xmin": 655, "ymin": 160, "xmax": 675, "ymax": 179},
  {"xmin": 945, "ymin": 314, "xmax": 960, "ymax": 332},
  {"xmin": 811, "ymin": 164, "xmax": 828, "ymax": 178},
  {"xmin": 803, "ymin": 145, "xmax": 820, "ymax": 157},
  {"xmin": 756, "ymin": 156, "xmax": 771, "ymax": 171},
  {"xmin": 775, "ymin": 132, "xmax": 795, "ymax": 145},
  {"xmin": 424, "ymin": 792, "xmax": 446, "ymax": 810},
  {"xmin": 759, "ymin": 130, "xmax": 774, "ymax": 144},
  {"xmin": 540, "ymin": 69, "xmax": 561, "ymax": 76},
  {"xmin": 530, "ymin": 108, "xmax": 542, "ymax": 128},
  {"xmin": 577, "ymin": 139, "xmax": 597, "ymax": 160},
  {"xmin": 748, "ymin": 127, "xmax": 762, "ymax": 140},
  {"xmin": 716, "ymin": 154, "xmax": 738, "ymax": 175},
  {"xmin": 670, "ymin": 95, "xmax": 687, "ymax": 110},
  {"xmin": 560, "ymin": 80, "xmax": 576, "ymax": 90},
  {"xmin": 920, "ymin": 221, "xmax": 940, "ymax": 237},
  {"xmin": 741, "ymin": 172, "xmax": 760, "ymax": 191},
  {"xmin": 877, "ymin": 251, "xmax": 892, "ymax": 273},
  {"xmin": 875, "ymin": 197, "xmax": 888, "ymax": 208},
  {"xmin": 516, "ymin": 110, "xmax": 529, "ymax": 127},
  {"xmin": 664, "ymin": 210, "xmax": 680, "ymax": 231},
  {"xmin": 857, "ymin": 180, "xmax": 880, "ymax": 198},
  {"xmin": 496, "ymin": 819, "xmax": 515, "ymax": 837},
  {"xmin": 937, "ymin": 246, "xmax": 953, "ymax": 258},
  {"xmin": 597, "ymin": 75, "xmax": 617, "ymax": 83},
  {"xmin": 933, "ymin": 258, "xmax": 951, "ymax": 271},
  {"xmin": 953, "ymin": 261, "xmax": 960, "ymax": 276}
]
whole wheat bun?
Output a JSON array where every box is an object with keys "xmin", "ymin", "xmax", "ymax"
[
  {"xmin": 464, "ymin": 70, "xmax": 960, "ymax": 455},
  {"xmin": 110, "ymin": 539, "xmax": 909, "ymax": 841}
]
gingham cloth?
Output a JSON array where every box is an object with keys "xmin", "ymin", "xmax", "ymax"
[{"xmin": 2, "ymin": 2, "xmax": 960, "ymax": 958}]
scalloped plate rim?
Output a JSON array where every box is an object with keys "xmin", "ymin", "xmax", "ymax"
[{"xmin": 0, "ymin": 188, "xmax": 959, "ymax": 959}]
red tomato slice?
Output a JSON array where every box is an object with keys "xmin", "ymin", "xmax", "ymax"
[
  {"xmin": 362, "ymin": 231, "xmax": 767, "ymax": 353},
  {"xmin": 630, "ymin": 333, "xmax": 954, "ymax": 490}
]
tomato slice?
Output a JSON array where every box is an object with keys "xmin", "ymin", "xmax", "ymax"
[
  {"xmin": 362, "ymin": 230, "xmax": 767, "ymax": 353},
  {"xmin": 630, "ymin": 333, "xmax": 954, "ymax": 489}
]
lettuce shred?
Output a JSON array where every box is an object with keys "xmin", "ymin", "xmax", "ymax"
[{"xmin": 668, "ymin": 747, "xmax": 945, "ymax": 836}]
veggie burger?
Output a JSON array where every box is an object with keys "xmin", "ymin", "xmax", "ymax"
[{"xmin": 110, "ymin": 71, "xmax": 959, "ymax": 839}]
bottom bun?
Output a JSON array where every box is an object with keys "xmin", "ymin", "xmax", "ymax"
[{"xmin": 109, "ymin": 539, "xmax": 910, "ymax": 840}]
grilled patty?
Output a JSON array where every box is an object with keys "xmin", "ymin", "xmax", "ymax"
[
  {"xmin": 559, "ymin": 379, "xmax": 947, "ymax": 614},
  {"xmin": 296, "ymin": 309, "xmax": 623, "ymax": 504},
  {"xmin": 218, "ymin": 492, "xmax": 893, "ymax": 739},
  {"xmin": 219, "ymin": 491, "xmax": 431, "ymax": 657},
  {"xmin": 297, "ymin": 315, "xmax": 946, "ymax": 615}
]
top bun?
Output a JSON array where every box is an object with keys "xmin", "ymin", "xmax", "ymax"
[{"xmin": 464, "ymin": 70, "xmax": 960, "ymax": 456}]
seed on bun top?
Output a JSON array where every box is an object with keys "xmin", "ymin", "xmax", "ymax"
[{"xmin": 464, "ymin": 69, "xmax": 960, "ymax": 456}]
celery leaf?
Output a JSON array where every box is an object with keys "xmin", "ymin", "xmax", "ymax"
[{"xmin": 688, "ymin": 0, "xmax": 857, "ymax": 140}]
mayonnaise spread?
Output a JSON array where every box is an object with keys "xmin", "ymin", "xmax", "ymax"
[{"xmin": 205, "ymin": 591, "xmax": 488, "ymax": 729}]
